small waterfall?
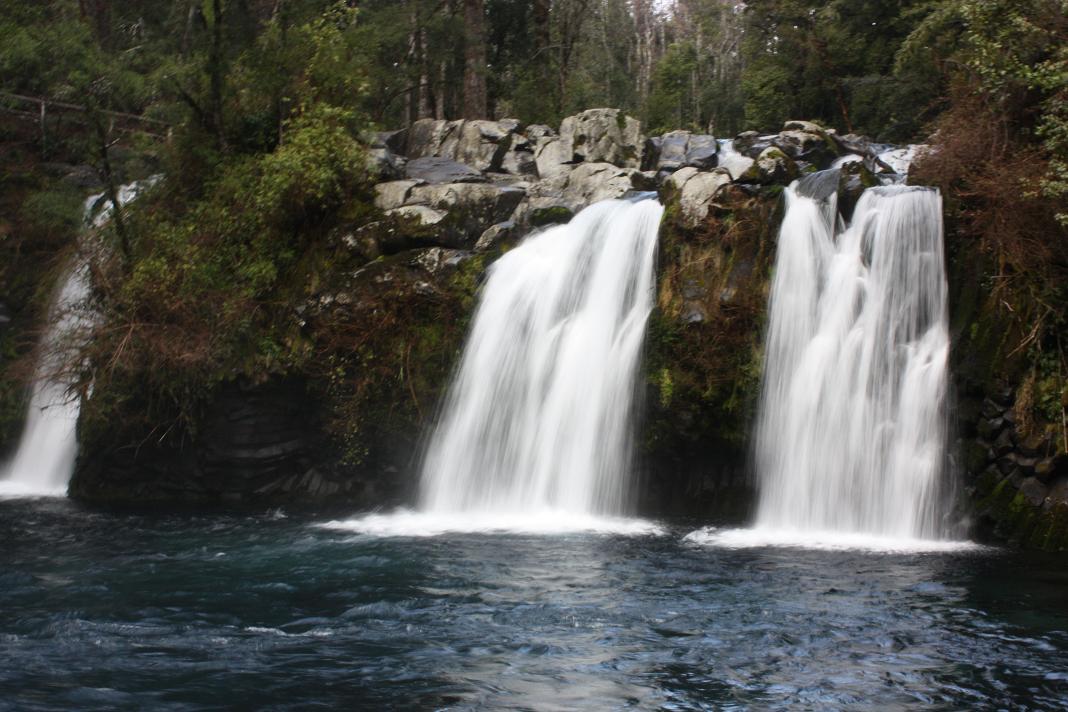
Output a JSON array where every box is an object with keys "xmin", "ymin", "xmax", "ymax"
[
  {"xmin": 419, "ymin": 198, "xmax": 663, "ymax": 516},
  {"xmin": 0, "ymin": 180, "xmax": 154, "ymax": 497},
  {"xmin": 754, "ymin": 184, "xmax": 954, "ymax": 540}
]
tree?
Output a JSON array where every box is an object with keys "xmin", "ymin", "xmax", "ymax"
[{"xmin": 462, "ymin": 0, "xmax": 487, "ymax": 118}]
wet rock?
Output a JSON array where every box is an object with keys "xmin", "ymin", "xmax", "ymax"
[
  {"xmin": 993, "ymin": 428, "xmax": 1015, "ymax": 456},
  {"xmin": 404, "ymin": 157, "xmax": 486, "ymax": 184},
  {"xmin": 1019, "ymin": 477, "xmax": 1049, "ymax": 507},
  {"xmin": 980, "ymin": 398, "xmax": 1004, "ymax": 419},
  {"xmin": 733, "ymin": 131, "xmax": 773, "ymax": 157},
  {"xmin": 1044, "ymin": 477, "xmax": 1068, "ymax": 510},
  {"xmin": 977, "ymin": 417, "xmax": 1005, "ymax": 440},
  {"xmin": 740, "ymin": 147, "xmax": 798, "ymax": 185}
]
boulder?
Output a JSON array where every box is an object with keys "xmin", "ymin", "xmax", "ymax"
[
  {"xmin": 402, "ymin": 182, "xmax": 526, "ymax": 247},
  {"xmin": 475, "ymin": 220, "xmax": 518, "ymax": 252},
  {"xmin": 558, "ymin": 108, "xmax": 644, "ymax": 168},
  {"xmin": 404, "ymin": 156, "xmax": 485, "ymax": 184},
  {"xmin": 403, "ymin": 118, "xmax": 520, "ymax": 172},
  {"xmin": 741, "ymin": 147, "xmax": 798, "ymax": 185},
  {"xmin": 374, "ymin": 180, "xmax": 423, "ymax": 211},
  {"xmin": 366, "ymin": 147, "xmax": 407, "ymax": 180},
  {"xmin": 1019, "ymin": 477, "xmax": 1049, "ymax": 508},
  {"xmin": 562, "ymin": 162, "xmax": 652, "ymax": 205},
  {"xmin": 534, "ymin": 137, "xmax": 573, "ymax": 180},
  {"xmin": 647, "ymin": 131, "xmax": 719, "ymax": 173},
  {"xmin": 668, "ymin": 167, "xmax": 732, "ymax": 226},
  {"xmin": 774, "ymin": 122, "xmax": 838, "ymax": 167},
  {"xmin": 500, "ymin": 144, "xmax": 538, "ymax": 176},
  {"xmin": 385, "ymin": 205, "xmax": 448, "ymax": 227},
  {"xmin": 411, "ymin": 247, "xmax": 473, "ymax": 275},
  {"xmin": 733, "ymin": 131, "xmax": 775, "ymax": 158}
]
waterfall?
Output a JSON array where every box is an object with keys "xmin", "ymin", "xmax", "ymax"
[
  {"xmin": 419, "ymin": 198, "xmax": 663, "ymax": 516},
  {"xmin": 753, "ymin": 184, "xmax": 954, "ymax": 540},
  {"xmin": 0, "ymin": 180, "xmax": 155, "ymax": 497}
]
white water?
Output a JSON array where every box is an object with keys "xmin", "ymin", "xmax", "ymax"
[
  {"xmin": 717, "ymin": 138, "xmax": 755, "ymax": 180},
  {"xmin": 0, "ymin": 180, "xmax": 155, "ymax": 498},
  {"xmin": 752, "ymin": 184, "xmax": 956, "ymax": 541},
  {"xmin": 420, "ymin": 198, "xmax": 663, "ymax": 517}
]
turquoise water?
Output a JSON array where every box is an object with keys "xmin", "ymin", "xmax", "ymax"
[{"xmin": 2, "ymin": 498, "xmax": 1066, "ymax": 710}]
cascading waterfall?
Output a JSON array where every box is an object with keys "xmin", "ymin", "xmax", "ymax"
[
  {"xmin": 419, "ymin": 198, "xmax": 663, "ymax": 516},
  {"xmin": 753, "ymin": 183, "xmax": 954, "ymax": 540},
  {"xmin": 0, "ymin": 180, "xmax": 154, "ymax": 497}
]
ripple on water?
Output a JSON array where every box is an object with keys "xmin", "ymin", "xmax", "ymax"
[{"xmin": 0, "ymin": 499, "xmax": 1066, "ymax": 710}]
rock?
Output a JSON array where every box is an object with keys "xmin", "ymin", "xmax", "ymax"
[
  {"xmin": 533, "ymin": 137, "xmax": 573, "ymax": 179},
  {"xmin": 741, "ymin": 147, "xmax": 798, "ymax": 185},
  {"xmin": 59, "ymin": 164, "xmax": 103, "ymax": 190},
  {"xmin": 475, "ymin": 220, "xmax": 518, "ymax": 252},
  {"xmin": 374, "ymin": 180, "xmax": 423, "ymax": 211},
  {"xmin": 1045, "ymin": 477, "xmax": 1068, "ymax": 510},
  {"xmin": 666, "ymin": 166, "xmax": 700, "ymax": 191},
  {"xmin": 562, "ymin": 162, "xmax": 649, "ymax": 204},
  {"xmin": 783, "ymin": 120, "xmax": 825, "ymax": 134},
  {"xmin": 558, "ymin": 108, "xmax": 644, "ymax": 168},
  {"xmin": 717, "ymin": 153, "xmax": 755, "ymax": 182},
  {"xmin": 404, "ymin": 156, "xmax": 485, "ymax": 184},
  {"xmin": 794, "ymin": 168, "xmax": 842, "ymax": 203},
  {"xmin": 993, "ymin": 428, "xmax": 1015, "ymax": 456},
  {"xmin": 402, "ymin": 118, "xmax": 520, "ymax": 172},
  {"xmin": 385, "ymin": 205, "xmax": 448, "ymax": 227},
  {"xmin": 411, "ymin": 247, "xmax": 472, "ymax": 275},
  {"xmin": 675, "ymin": 169, "xmax": 732, "ymax": 226},
  {"xmin": 1019, "ymin": 477, "xmax": 1049, "ymax": 507},
  {"xmin": 500, "ymin": 146, "xmax": 538, "ymax": 176},
  {"xmin": 453, "ymin": 119, "xmax": 516, "ymax": 171},
  {"xmin": 405, "ymin": 118, "xmax": 451, "ymax": 158},
  {"xmin": 0, "ymin": 302, "xmax": 10, "ymax": 331},
  {"xmin": 525, "ymin": 124, "xmax": 556, "ymax": 141},
  {"xmin": 366, "ymin": 147, "xmax": 407, "ymax": 181},
  {"xmin": 977, "ymin": 417, "xmax": 1004, "ymax": 439},
  {"xmin": 980, "ymin": 398, "xmax": 1004, "ymax": 419},
  {"xmin": 733, "ymin": 131, "xmax": 775, "ymax": 158},
  {"xmin": 996, "ymin": 454, "xmax": 1018, "ymax": 475},
  {"xmin": 833, "ymin": 133, "xmax": 872, "ymax": 156},
  {"xmin": 403, "ymin": 182, "xmax": 526, "ymax": 247},
  {"xmin": 656, "ymin": 130, "xmax": 692, "ymax": 171},
  {"xmin": 647, "ymin": 131, "xmax": 719, "ymax": 173},
  {"xmin": 528, "ymin": 204, "xmax": 575, "ymax": 227},
  {"xmin": 774, "ymin": 123, "xmax": 838, "ymax": 167},
  {"xmin": 685, "ymin": 135, "xmax": 719, "ymax": 169}
]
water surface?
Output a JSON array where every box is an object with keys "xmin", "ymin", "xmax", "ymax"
[{"xmin": 2, "ymin": 499, "xmax": 1066, "ymax": 710}]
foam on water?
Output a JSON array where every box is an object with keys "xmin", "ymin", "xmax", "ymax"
[
  {"xmin": 319, "ymin": 508, "xmax": 665, "ymax": 537},
  {"xmin": 684, "ymin": 527, "xmax": 985, "ymax": 554}
]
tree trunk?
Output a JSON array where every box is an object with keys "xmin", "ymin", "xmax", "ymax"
[
  {"xmin": 208, "ymin": 0, "xmax": 228, "ymax": 150},
  {"xmin": 462, "ymin": 0, "xmax": 487, "ymax": 119}
]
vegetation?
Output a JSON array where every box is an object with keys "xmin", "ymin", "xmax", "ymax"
[{"xmin": 0, "ymin": 1, "xmax": 1065, "ymax": 521}]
